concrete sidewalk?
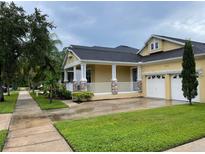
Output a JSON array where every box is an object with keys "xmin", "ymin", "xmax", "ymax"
[
  {"xmin": 0, "ymin": 114, "xmax": 12, "ymax": 131},
  {"xmin": 3, "ymin": 91, "xmax": 72, "ymax": 152},
  {"xmin": 167, "ymin": 138, "xmax": 205, "ymax": 152}
]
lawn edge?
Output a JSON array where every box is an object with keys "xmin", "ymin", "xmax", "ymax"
[
  {"xmin": 54, "ymin": 103, "xmax": 205, "ymax": 152},
  {"xmin": 0, "ymin": 92, "xmax": 19, "ymax": 114},
  {"xmin": 53, "ymin": 124, "xmax": 75, "ymax": 152},
  {"xmin": 161, "ymin": 135, "xmax": 205, "ymax": 152},
  {"xmin": 29, "ymin": 92, "xmax": 69, "ymax": 110},
  {"xmin": 0, "ymin": 130, "xmax": 8, "ymax": 152},
  {"xmin": 55, "ymin": 103, "xmax": 190, "ymax": 123}
]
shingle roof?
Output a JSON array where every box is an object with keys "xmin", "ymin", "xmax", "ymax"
[
  {"xmin": 141, "ymin": 35, "xmax": 205, "ymax": 62},
  {"xmin": 69, "ymin": 45, "xmax": 141, "ymax": 63},
  {"xmin": 67, "ymin": 35, "xmax": 205, "ymax": 63}
]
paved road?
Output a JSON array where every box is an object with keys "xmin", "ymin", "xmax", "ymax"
[{"xmin": 3, "ymin": 91, "xmax": 72, "ymax": 152}]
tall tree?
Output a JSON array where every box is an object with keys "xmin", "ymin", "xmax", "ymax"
[
  {"xmin": 25, "ymin": 8, "xmax": 55, "ymax": 90},
  {"xmin": 181, "ymin": 40, "xmax": 198, "ymax": 105},
  {"xmin": 0, "ymin": 2, "xmax": 28, "ymax": 101}
]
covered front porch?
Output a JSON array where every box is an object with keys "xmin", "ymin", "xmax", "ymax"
[{"xmin": 64, "ymin": 62, "xmax": 142, "ymax": 96}]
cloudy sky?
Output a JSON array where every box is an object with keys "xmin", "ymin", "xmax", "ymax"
[{"xmin": 15, "ymin": 1, "xmax": 205, "ymax": 50}]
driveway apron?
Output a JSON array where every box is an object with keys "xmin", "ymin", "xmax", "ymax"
[{"xmin": 3, "ymin": 91, "xmax": 72, "ymax": 152}]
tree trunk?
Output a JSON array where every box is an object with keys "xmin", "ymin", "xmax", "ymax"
[
  {"xmin": 49, "ymin": 86, "xmax": 53, "ymax": 104},
  {"xmin": 7, "ymin": 84, "xmax": 10, "ymax": 96},
  {"xmin": 0, "ymin": 79, "xmax": 4, "ymax": 102},
  {"xmin": 189, "ymin": 99, "xmax": 192, "ymax": 105},
  {"xmin": 0, "ymin": 69, "xmax": 4, "ymax": 102},
  {"xmin": 0, "ymin": 84, "xmax": 4, "ymax": 102},
  {"xmin": 32, "ymin": 84, "xmax": 35, "ymax": 93}
]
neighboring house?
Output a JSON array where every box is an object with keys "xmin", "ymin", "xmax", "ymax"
[{"xmin": 62, "ymin": 34, "xmax": 205, "ymax": 102}]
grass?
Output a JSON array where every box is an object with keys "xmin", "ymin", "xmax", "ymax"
[
  {"xmin": 55, "ymin": 103, "xmax": 205, "ymax": 152},
  {"xmin": 30, "ymin": 93, "xmax": 68, "ymax": 110},
  {"xmin": 0, "ymin": 92, "xmax": 18, "ymax": 114},
  {"xmin": 0, "ymin": 130, "xmax": 7, "ymax": 151}
]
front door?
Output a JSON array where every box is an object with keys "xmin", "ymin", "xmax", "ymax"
[{"xmin": 132, "ymin": 68, "xmax": 138, "ymax": 91}]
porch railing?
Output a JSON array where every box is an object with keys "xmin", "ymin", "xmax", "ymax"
[
  {"xmin": 87, "ymin": 82, "xmax": 140, "ymax": 93},
  {"xmin": 118, "ymin": 82, "xmax": 139, "ymax": 92},
  {"xmin": 66, "ymin": 81, "xmax": 141, "ymax": 93},
  {"xmin": 87, "ymin": 82, "xmax": 111, "ymax": 93}
]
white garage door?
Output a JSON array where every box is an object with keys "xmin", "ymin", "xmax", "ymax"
[
  {"xmin": 171, "ymin": 74, "xmax": 200, "ymax": 102},
  {"xmin": 146, "ymin": 75, "xmax": 165, "ymax": 99}
]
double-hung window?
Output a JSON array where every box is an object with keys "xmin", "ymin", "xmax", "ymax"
[{"xmin": 150, "ymin": 40, "xmax": 159, "ymax": 52}]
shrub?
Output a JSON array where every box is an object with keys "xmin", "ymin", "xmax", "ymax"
[
  {"xmin": 55, "ymin": 85, "xmax": 72, "ymax": 99},
  {"xmin": 72, "ymin": 91, "xmax": 94, "ymax": 102},
  {"xmin": 42, "ymin": 84, "xmax": 71, "ymax": 100}
]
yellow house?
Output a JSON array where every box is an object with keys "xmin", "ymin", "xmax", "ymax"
[{"xmin": 62, "ymin": 35, "xmax": 205, "ymax": 102}]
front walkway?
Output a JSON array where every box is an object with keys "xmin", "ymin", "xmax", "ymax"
[
  {"xmin": 3, "ymin": 91, "xmax": 72, "ymax": 152},
  {"xmin": 46, "ymin": 97, "xmax": 185, "ymax": 121}
]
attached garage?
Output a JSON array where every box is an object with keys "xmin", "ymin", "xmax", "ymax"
[
  {"xmin": 146, "ymin": 75, "xmax": 165, "ymax": 99},
  {"xmin": 171, "ymin": 74, "xmax": 200, "ymax": 102}
]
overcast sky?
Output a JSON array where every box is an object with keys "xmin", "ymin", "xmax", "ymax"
[{"xmin": 15, "ymin": 1, "xmax": 205, "ymax": 50}]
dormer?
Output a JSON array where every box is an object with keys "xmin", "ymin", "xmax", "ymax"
[
  {"xmin": 139, "ymin": 35, "xmax": 185, "ymax": 56},
  {"xmin": 149, "ymin": 38, "xmax": 162, "ymax": 53}
]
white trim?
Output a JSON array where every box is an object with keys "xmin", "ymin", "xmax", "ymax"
[
  {"xmin": 94, "ymin": 91, "xmax": 138, "ymax": 96},
  {"xmin": 64, "ymin": 60, "xmax": 81, "ymax": 69},
  {"xmin": 64, "ymin": 70, "xmax": 68, "ymax": 82},
  {"xmin": 62, "ymin": 48, "xmax": 81, "ymax": 68},
  {"xmin": 142, "ymin": 53, "xmax": 205, "ymax": 65},
  {"xmin": 80, "ymin": 63, "xmax": 87, "ymax": 81},
  {"xmin": 153, "ymin": 35, "xmax": 185, "ymax": 45},
  {"xmin": 73, "ymin": 66, "xmax": 77, "ymax": 81},
  {"xmin": 112, "ymin": 64, "xmax": 117, "ymax": 81},
  {"xmin": 62, "ymin": 52, "xmax": 68, "ymax": 68},
  {"xmin": 81, "ymin": 59, "xmax": 141, "ymax": 66},
  {"xmin": 130, "ymin": 68, "xmax": 133, "ymax": 83},
  {"xmin": 137, "ymin": 35, "xmax": 185, "ymax": 54},
  {"xmin": 137, "ymin": 65, "xmax": 142, "ymax": 81},
  {"xmin": 143, "ymin": 68, "xmax": 203, "ymax": 76},
  {"xmin": 68, "ymin": 49, "xmax": 81, "ymax": 61}
]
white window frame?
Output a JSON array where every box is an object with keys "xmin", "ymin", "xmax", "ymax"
[{"xmin": 150, "ymin": 39, "xmax": 160, "ymax": 53}]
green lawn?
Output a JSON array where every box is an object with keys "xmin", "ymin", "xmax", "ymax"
[
  {"xmin": 0, "ymin": 92, "xmax": 18, "ymax": 114},
  {"xmin": 55, "ymin": 103, "xmax": 205, "ymax": 152},
  {"xmin": 0, "ymin": 130, "xmax": 7, "ymax": 151},
  {"xmin": 30, "ymin": 93, "xmax": 68, "ymax": 110}
]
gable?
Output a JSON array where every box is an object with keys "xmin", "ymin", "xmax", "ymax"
[
  {"xmin": 139, "ymin": 37, "xmax": 183, "ymax": 56},
  {"xmin": 62, "ymin": 51, "xmax": 79, "ymax": 69}
]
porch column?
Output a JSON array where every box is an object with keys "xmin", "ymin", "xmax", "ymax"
[
  {"xmin": 137, "ymin": 65, "xmax": 142, "ymax": 92},
  {"xmin": 73, "ymin": 66, "xmax": 78, "ymax": 91},
  {"xmin": 80, "ymin": 63, "xmax": 87, "ymax": 91},
  {"xmin": 111, "ymin": 64, "xmax": 118, "ymax": 95},
  {"xmin": 64, "ymin": 69, "xmax": 68, "ymax": 82},
  {"xmin": 137, "ymin": 65, "xmax": 142, "ymax": 81}
]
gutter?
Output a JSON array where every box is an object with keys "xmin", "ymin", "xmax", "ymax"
[{"xmin": 140, "ymin": 53, "xmax": 205, "ymax": 65}]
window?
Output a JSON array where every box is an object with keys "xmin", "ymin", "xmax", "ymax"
[
  {"xmin": 86, "ymin": 70, "xmax": 92, "ymax": 83},
  {"xmin": 67, "ymin": 72, "xmax": 73, "ymax": 82},
  {"xmin": 151, "ymin": 43, "xmax": 154, "ymax": 50},
  {"xmin": 155, "ymin": 42, "xmax": 159, "ymax": 49},
  {"xmin": 150, "ymin": 40, "xmax": 160, "ymax": 52}
]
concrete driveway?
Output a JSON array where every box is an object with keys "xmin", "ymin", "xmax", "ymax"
[{"xmin": 45, "ymin": 97, "xmax": 186, "ymax": 122}]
